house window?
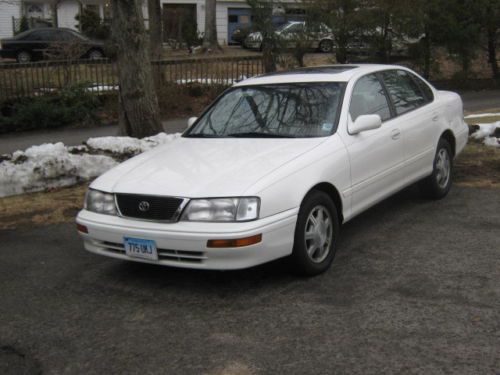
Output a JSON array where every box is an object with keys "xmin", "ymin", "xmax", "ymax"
[{"xmin": 26, "ymin": 4, "xmax": 44, "ymax": 18}]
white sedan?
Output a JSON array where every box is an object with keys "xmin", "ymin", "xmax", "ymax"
[{"xmin": 77, "ymin": 64, "xmax": 468, "ymax": 276}]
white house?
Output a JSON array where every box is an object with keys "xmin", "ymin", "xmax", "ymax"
[
  {"xmin": 161, "ymin": 0, "xmax": 304, "ymax": 45},
  {"xmin": 0, "ymin": 0, "xmax": 303, "ymax": 44},
  {"xmin": 0, "ymin": 0, "xmax": 112, "ymax": 40}
]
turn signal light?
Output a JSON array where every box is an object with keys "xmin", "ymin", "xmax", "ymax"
[
  {"xmin": 207, "ymin": 234, "xmax": 262, "ymax": 248},
  {"xmin": 76, "ymin": 223, "xmax": 88, "ymax": 234}
]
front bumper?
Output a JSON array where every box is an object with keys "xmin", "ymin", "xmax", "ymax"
[
  {"xmin": 0, "ymin": 49, "xmax": 17, "ymax": 59},
  {"xmin": 244, "ymin": 40, "xmax": 262, "ymax": 49},
  {"xmin": 76, "ymin": 208, "xmax": 298, "ymax": 270}
]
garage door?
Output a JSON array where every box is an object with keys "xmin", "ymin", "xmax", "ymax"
[
  {"xmin": 228, "ymin": 8, "xmax": 252, "ymax": 45},
  {"xmin": 57, "ymin": 0, "xmax": 80, "ymax": 30}
]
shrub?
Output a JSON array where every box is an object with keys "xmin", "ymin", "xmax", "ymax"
[
  {"xmin": 0, "ymin": 85, "xmax": 100, "ymax": 133},
  {"xmin": 75, "ymin": 7, "xmax": 110, "ymax": 40}
]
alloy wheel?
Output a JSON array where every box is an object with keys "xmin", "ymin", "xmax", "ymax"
[{"xmin": 304, "ymin": 205, "xmax": 333, "ymax": 263}]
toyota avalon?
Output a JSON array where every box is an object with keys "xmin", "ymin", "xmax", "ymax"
[{"xmin": 76, "ymin": 64, "xmax": 468, "ymax": 276}]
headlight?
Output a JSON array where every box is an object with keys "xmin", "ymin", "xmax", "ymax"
[
  {"xmin": 84, "ymin": 189, "xmax": 117, "ymax": 216},
  {"xmin": 180, "ymin": 197, "xmax": 260, "ymax": 222}
]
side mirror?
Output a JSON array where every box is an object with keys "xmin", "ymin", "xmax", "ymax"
[
  {"xmin": 187, "ymin": 117, "xmax": 198, "ymax": 129},
  {"xmin": 349, "ymin": 114, "xmax": 382, "ymax": 135}
]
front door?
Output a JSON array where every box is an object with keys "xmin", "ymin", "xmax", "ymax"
[{"xmin": 342, "ymin": 73, "xmax": 406, "ymax": 217}]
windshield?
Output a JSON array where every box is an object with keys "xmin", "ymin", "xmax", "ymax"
[{"xmin": 185, "ymin": 83, "xmax": 345, "ymax": 138}]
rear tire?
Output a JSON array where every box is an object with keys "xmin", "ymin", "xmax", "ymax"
[
  {"xmin": 419, "ymin": 138, "xmax": 453, "ymax": 199},
  {"xmin": 290, "ymin": 191, "xmax": 340, "ymax": 276},
  {"xmin": 88, "ymin": 49, "xmax": 104, "ymax": 60},
  {"xmin": 319, "ymin": 40, "xmax": 334, "ymax": 53},
  {"xmin": 16, "ymin": 51, "xmax": 31, "ymax": 63}
]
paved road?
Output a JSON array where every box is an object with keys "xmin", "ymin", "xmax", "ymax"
[
  {"xmin": 1, "ymin": 185, "xmax": 499, "ymax": 374},
  {"xmin": 460, "ymin": 89, "xmax": 500, "ymax": 113},
  {"xmin": 0, "ymin": 118, "xmax": 188, "ymax": 155},
  {"xmin": 1, "ymin": 90, "xmax": 500, "ymax": 155}
]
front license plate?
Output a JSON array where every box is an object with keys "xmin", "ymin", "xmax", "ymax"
[{"xmin": 124, "ymin": 237, "xmax": 158, "ymax": 261}]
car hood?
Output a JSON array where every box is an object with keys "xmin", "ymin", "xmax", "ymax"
[{"xmin": 92, "ymin": 136, "xmax": 327, "ymax": 197}]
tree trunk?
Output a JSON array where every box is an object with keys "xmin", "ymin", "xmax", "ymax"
[
  {"xmin": 148, "ymin": 0, "xmax": 163, "ymax": 60},
  {"xmin": 203, "ymin": 0, "xmax": 221, "ymax": 51},
  {"xmin": 111, "ymin": 0, "xmax": 163, "ymax": 138},
  {"xmin": 487, "ymin": 26, "xmax": 499, "ymax": 80}
]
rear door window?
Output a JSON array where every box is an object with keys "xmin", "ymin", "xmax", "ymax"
[{"xmin": 381, "ymin": 70, "xmax": 427, "ymax": 115}]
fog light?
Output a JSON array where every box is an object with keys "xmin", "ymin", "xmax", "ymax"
[
  {"xmin": 207, "ymin": 234, "xmax": 262, "ymax": 248},
  {"xmin": 77, "ymin": 223, "xmax": 88, "ymax": 234}
]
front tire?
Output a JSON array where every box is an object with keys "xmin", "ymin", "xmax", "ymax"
[
  {"xmin": 16, "ymin": 51, "xmax": 32, "ymax": 63},
  {"xmin": 419, "ymin": 138, "xmax": 453, "ymax": 199},
  {"xmin": 290, "ymin": 191, "xmax": 340, "ymax": 276}
]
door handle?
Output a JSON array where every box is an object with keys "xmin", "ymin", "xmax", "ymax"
[
  {"xmin": 432, "ymin": 114, "xmax": 439, "ymax": 122},
  {"xmin": 391, "ymin": 129, "xmax": 401, "ymax": 140}
]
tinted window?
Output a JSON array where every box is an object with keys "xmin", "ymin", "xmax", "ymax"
[
  {"xmin": 60, "ymin": 30, "xmax": 79, "ymax": 41},
  {"xmin": 381, "ymin": 70, "xmax": 427, "ymax": 115},
  {"xmin": 410, "ymin": 72, "xmax": 434, "ymax": 102},
  {"xmin": 350, "ymin": 74, "xmax": 391, "ymax": 122},
  {"xmin": 285, "ymin": 23, "xmax": 304, "ymax": 34},
  {"xmin": 186, "ymin": 83, "xmax": 345, "ymax": 138},
  {"xmin": 28, "ymin": 30, "xmax": 59, "ymax": 41},
  {"xmin": 23, "ymin": 31, "xmax": 43, "ymax": 41}
]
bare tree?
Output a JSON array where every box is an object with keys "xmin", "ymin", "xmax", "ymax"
[
  {"xmin": 148, "ymin": 0, "xmax": 163, "ymax": 60},
  {"xmin": 203, "ymin": 0, "xmax": 221, "ymax": 51},
  {"xmin": 111, "ymin": 0, "xmax": 163, "ymax": 137}
]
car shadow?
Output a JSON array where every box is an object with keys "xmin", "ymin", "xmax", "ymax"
[{"xmin": 100, "ymin": 184, "xmax": 434, "ymax": 295}]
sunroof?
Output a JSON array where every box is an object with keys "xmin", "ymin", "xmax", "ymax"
[{"xmin": 261, "ymin": 65, "xmax": 358, "ymax": 77}]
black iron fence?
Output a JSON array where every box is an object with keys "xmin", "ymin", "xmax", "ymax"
[{"xmin": 0, "ymin": 56, "xmax": 264, "ymax": 101}]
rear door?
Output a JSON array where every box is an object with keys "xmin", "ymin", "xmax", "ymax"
[
  {"xmin": 380, "ymin": 70, "xmax": 438, "ymax": 181},
  {"xmin": 343, "ymin": 73, "xmax": 405, "ymax": 217}
]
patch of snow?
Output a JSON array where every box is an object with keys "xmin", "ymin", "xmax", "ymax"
[
  {"xmin": 484, "ymin": 137, "xmax": 500, "ymax": 148},
  {"xmin": 0, "ymin": 142, "xmax": 117, "ymax": 198},
  {"xmin": 470, "ymin": 120, "xmax": 500, "ymax": 149},
  {"xmin": 465, "ymin": 112, "xmax": 500, "ymax": 119},
  {"xmin": 471, "ymin": 122, "xmax": 500, "ymax": 139},
  {"xmin": 86, "ymin": 132, "xmax": 181, "ymax": 155},
  {"xmin": 0, "ymin": 132, "xmax": 181, "ymax": 198},
  {"xmin": 85, "ymin": 84, "xmax": 119, "ymax": 92},
  {"xmin": 176, "ymin": 76, "xmax": 247, "ymax": 85}
]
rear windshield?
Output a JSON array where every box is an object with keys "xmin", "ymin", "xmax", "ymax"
[{"xmin": 185, "ymin": 82, "xmax": 345, "ymax": 138}]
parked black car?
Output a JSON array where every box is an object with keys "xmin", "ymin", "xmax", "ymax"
[{"xmin": 0, "ymin": 28, "xmax": 106, "ymax": 63}]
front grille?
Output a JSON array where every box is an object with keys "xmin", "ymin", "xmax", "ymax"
[
  {"xmin": 115, "ymin": 194, "xmax": 184, "ymax": 221},
  {"xmin": 96, "ymin": 240, "xmax": 206, "ymax": 263}
]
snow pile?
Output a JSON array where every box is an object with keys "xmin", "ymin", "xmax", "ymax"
[
  {"xmin": 0, "ymin": 132, "xmax": 181, "ymax": 198},
  {"xmin": 0, "ymin": 143, "xmax": 117, "ymax": 197},
  {"xmin": 465, "ymin": 112, "xmax": 500, "ymax": 119},
  {"xmin": 86, "ymin": 132, "xmax": 180, "ymax": 155},
  {"xmin": 471, "ymin": 121, "xmax": 500, "ymax": 148}
]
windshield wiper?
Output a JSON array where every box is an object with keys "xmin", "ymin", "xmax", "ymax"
[{"xmin": 226, "ymin": 132, "xmax": 296, "ymax": 138}]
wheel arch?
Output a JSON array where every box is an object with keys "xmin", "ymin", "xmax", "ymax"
[
  {"xmin": 306, "ymin": 182, "xmax": 344, "ymax": 224},
  {"xmin": 440, "ymin": 129, "xmax": 456, "ymax": 157}
]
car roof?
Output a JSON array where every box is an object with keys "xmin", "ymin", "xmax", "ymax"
[{"xmin": 234, "ymin": 64, "xmax": 405, "ymax": 86}]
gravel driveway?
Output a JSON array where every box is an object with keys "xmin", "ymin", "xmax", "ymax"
[{"xmin": 1, "ymin": 185, "xmax": 499, "ymax": 374}]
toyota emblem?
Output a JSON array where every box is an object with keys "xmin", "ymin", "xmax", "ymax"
[{"xmin": 138, "ymin": 201, "xmax": 150, "ymax": 212}]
